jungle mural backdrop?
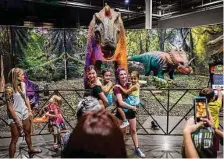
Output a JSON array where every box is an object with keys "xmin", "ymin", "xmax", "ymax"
[
  {"xmin": 0, "ymin": 24, "xmax": 223, "ymax": 89},
  {"xmin": 0, "ymin": 23, "xmax": 223, "ymax": 138}
]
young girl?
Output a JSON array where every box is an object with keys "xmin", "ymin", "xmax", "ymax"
[
  {"xmin": 5, "ymin": 68, "xmax": 41, "ymax": 158},
  {"xmin": 116, "ymin": 71, "xmax": 140, "ymax": 128},
  {"xmin": 101, "ymin": 69, "xmax": 114, "ymax": 107},
  {"xmin": 45, "ymin": 95, "xmax": 65, "ymax": 150},
  {"xmin": 86, "ymin": 65, "xmax": 108, "ymax": 108}
]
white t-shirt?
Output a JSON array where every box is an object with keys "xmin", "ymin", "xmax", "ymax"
[{"xmin": 13, "ymin": 82, "xmax": 28, "ymax": 113}]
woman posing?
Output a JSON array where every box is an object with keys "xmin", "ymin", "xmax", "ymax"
[
  {"xmin": 5, "ymin": 68, "xmax": 41, "ymax": 158},
  {"xmin": 114, "ymin": 68, "xmax": 145, "ymax": 158},
  {"xmin": 86, "ymin": 65, "xmax": 108, "ymax": 108}
]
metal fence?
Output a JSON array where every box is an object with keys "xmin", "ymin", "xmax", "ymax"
[{"xmin": 0, "ymin": 88, "xmax": 223, "ymax": 138}]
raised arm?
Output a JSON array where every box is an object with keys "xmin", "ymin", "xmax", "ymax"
[
  {"xmin": 216, "ymin": 87, "xmax": 222, "ymax": 103},
  {"xmin": 116, "ymin": 84, "xmax": 138, "ymax": 94},
  {"xmin": 183, "ymin": 117, "xmax": 203, "ymax": 158},
  {"xmin": 183, "ymin": 131, "xmax": 200, "ymax": 158}
]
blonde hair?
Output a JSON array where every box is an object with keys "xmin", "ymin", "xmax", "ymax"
[
  {"xmin": 52, "ymin": 95, "xmax": 62, "ymax": 107},
  {"xmin": 8, "ymin": 68, "xmax": 24, "ymax": 93}
]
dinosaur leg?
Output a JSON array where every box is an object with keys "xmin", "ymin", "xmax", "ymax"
[
  {"xmin": 95, "ymin": 60, "xmax": 102, "ymax": 75},
  {"xmin": 152, "ymin": 70, "xmax": 158, "ymax": 79},
  {"xmin": 168, "ymin": 70, "xmax": 174, "ymax": 80},
  {"xmin": 157, "ymin": 70, "xmax": 165, "ymax": 79}
]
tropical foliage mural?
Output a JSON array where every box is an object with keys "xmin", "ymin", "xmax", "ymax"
[{"xmin": 0, "ymin": 24, "xmax": 223, "ymax": 82}]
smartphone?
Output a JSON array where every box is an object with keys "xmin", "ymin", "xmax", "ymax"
[{"xmin": 194, "ymin": 97, "xmax": 208, "ymax": 123}]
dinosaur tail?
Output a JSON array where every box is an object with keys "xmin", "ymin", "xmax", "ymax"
[{"xmin": 0, "ymin": 55, "xmax": 5, "ymax": 93}]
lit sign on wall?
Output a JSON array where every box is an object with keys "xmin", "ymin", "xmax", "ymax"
[{"xmin": 210, "ymin": 65, "xmax": 224, "ymax": 95}]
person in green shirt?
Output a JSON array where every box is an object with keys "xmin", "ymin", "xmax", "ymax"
[{"xmin": 86, "ymin": 65, "xmax": 108, "ymax": 108}]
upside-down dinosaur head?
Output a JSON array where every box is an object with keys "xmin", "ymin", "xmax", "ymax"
[
  {"xmin": 93, "ymin": 6, "xmax": 121, "ymax": 60},
  {"xmin": 169, "ymin": 45, "xmax": 194, "ymax": 74}
]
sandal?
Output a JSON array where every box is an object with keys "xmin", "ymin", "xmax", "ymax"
[
  {"xmin": 28, "ymin": 148, "xmax": 42, "ymax": 158},
  {"xmin": 53, "ymin": 143, "xmax": 59, "ymax": 150}
]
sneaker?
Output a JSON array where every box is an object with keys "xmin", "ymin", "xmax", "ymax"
[
  {"xmin": 151, "ymin": 121, "xmax": 159, "ymax": 130},
  {"xmin": 120, "ymin": 120, "xmax": 130, "ymax": 128},
  {"xmin": 135, "ymin": 148, "xmax": 146, "ymax": 158}
]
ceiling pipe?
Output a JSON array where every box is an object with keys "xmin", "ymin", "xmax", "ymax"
[
  {"xmin": 156, "ymin": 0, "xmax": 223, "ymax": 19},
  {"xmin": 195, "ymin": 0, "xmax": 223, "ymax": 8},
  {"xmin": 124, "ymin": 1, "xmax": 222, "ymax": 24},
  {"xmin": 160, "ymin": 4, "xmax": 222, "ymax": 20},
  {"xmin": 24, "ymin": 0, "xmax": 139, "ymax": 14},
  {"xmin": 23, "ymin": 0, "xmax": 223, "ymax": 21},
  {"xmin": 145, "ymin": 0, "xmax": 152, "ymax": 29}
]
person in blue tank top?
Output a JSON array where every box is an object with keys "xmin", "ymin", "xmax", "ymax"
[{"xmin": 101, "ymin": 69, "xmax": 114, "ymax": 107}]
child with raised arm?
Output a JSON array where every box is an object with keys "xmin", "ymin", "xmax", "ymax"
[
  {"xmin": 45, "ymin": 95, "xmax": 66, "ymax": 150},
  {"xmin": 101, "ymin": 69, "xmax": 114, "ymax": 107},
  {"xmin": 116, "ymin": 71, "xmax": 140, "ymax": 128},
  {"xmin": 199, "ymin": 87, "xmax": 222, "ymax": 129}
]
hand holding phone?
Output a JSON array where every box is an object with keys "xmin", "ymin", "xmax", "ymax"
[{"xmin": 194, "ymin": 97, "xmax": 208, "ymax": 123}]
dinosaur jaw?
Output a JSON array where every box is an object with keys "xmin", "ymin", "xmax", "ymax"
[
  {"xmin": 101, "ymin": 48, "xmax": 116, "ymax": 60},
  {"xmin": 177, "ymin": 65, "xmax": 193, "ymax": 74}
]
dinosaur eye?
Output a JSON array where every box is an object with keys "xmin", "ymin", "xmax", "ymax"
[
  {"xmin": 95, "ymin": 31, "xmax": 101, "ymax": 43},
  {"xmin": 95, "ymin": 18, "xmax": 101, "ymax": 25},
  {"xmin": 95, "ymin": 14, "xmax": 101, "ymax": 25},
  {"xmin": 179, "ymin": 62, "xmax": 184, "ymax": 65}
]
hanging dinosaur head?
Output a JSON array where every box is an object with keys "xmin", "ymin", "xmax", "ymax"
[
  {"xmin": 91, "ymin": 5, "xmax": 122, "ymax": 60},
  {"xmin": 169, "ymin": 45, "xmax": 194, "ymax": 74},
  {"xmin": 84, "ymin": 6, "xmax": 127, "ymax": 88}
]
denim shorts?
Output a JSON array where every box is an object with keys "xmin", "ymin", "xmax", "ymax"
[{"xmin": 8, "ymin": 109, "xmax": 29, "ymax": 125}]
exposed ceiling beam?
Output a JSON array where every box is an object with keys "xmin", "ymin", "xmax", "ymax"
[{"xmin": 23, "ymin": 0, "xmax": 139, "ymax": 14}]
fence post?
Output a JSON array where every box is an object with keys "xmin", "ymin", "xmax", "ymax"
[{"xmin": 166, "ymin": 89, "xmax": 170, "ymax": 134}]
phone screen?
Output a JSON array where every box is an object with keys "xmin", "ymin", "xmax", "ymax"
[{"xmin": 194, "ymin": 97, "xmax": 208, "ymax": 122}]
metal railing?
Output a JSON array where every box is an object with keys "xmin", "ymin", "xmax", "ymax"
[
  {"xmin": 137, "ymin": 88, "xmax": 223, "ymax": 136},
  {"xmin": 0, "ymin": 88, "xmax": 223, "ymax": 138}
]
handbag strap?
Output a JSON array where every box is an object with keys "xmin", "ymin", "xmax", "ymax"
[{"xmin": 18, "ymin": 89, "xmax": 27, "ymax": 103}]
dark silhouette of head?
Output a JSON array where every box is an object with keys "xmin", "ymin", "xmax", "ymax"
[
  {"xmin": 199, "ymin": 88, "xmax": 215, "ymax": 103},
  {"xmin": 62, "ymin": 110, "xmax": 127, "ymax": 158},
  {"xmin": 76, "ymin": 96, "xmax": 101, "ymax": 120}
]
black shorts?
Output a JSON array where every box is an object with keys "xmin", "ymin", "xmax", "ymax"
[{"xmin": 116, "ymin": 109, "xmax": 136, "ymax": 120}]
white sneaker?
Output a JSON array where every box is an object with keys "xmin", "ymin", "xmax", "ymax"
[
  {"xmin": 120, "ymin": 120, "xmax": 130, "ymax": 128},
  {"xmin": 135, "ymin": 148, "xmax": 146, "ymax": 158}
]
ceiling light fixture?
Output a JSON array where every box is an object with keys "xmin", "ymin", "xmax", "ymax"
[{"xmin": 125, "ymin": 0, "xmax": 129, "ymax": 4}]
